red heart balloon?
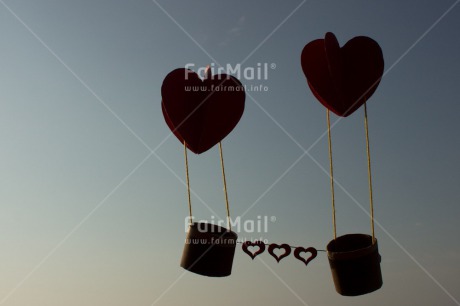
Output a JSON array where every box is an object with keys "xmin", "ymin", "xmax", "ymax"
[
  {"xmin": 294, "ymin": 247, "xmax": 317, "ymax": 266},
  {"xmin": 161, "ymin": 68, "xmax": 245, "ymax": 154},
  {"xmin": 268, "ymin": 243, "xmax": 291, "ymax": 263},
  {"xmin": 242, "ymin": 241, "xmax": 266, "ymax": 260},
  {"xmin": 301, "ymin": 32, "xmax": 384, "ymax": 117}
]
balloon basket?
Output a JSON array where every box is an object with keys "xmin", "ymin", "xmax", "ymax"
[
  {"xmin": 181, "ymin": 222, "xmax": 237, "ymax": 277},
  {"xmin": 326, "ymin": 234, "xmax": 382, "ymax": 296}
]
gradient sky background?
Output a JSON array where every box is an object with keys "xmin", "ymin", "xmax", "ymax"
[{"xmin": 1, "ymin": 0, "xmax": 460, "ymax": 305}]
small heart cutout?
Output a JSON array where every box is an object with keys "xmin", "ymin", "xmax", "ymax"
[
  {"xmin": 242, "ymin": 241, "xmax": 266, "ymax": 260},
  {"xmin": 294, "ymin": 247, "xmax": 317, "ymax": 266},
  {"xmin": 268, "ymin": 244, "xmax": 291, "ymax": 263}
]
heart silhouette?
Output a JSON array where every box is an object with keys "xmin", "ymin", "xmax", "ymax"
[
  {"xmin": 268, "ymin": 244, "xmax": 291, "ymax": 263},
  {"xmin": 301, "ymin": 32, "xmax": 384, "ymax": 117},
  {"xmin": 242, "ymin": 241, "xmax": 266, "ymax": 260},
  {"xmin": 294, "ymin": 247, "xmax": 317, "ymax": 266},
  {"xmin": 162, "ymin": 68, "xmax": 245, "ymax": 154}
]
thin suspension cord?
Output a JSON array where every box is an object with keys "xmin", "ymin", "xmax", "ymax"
[
  {"xmin": 184, "ymin": 142, "xmax": 192, "ymax": 224},
  {"xmin": 218, "ymin": 142, "xmax": 232, "ymax": 231},
  {"xmin": 364, "ymin": 102, "xmax": 376, "ymax": 244},
  {"xmin": 327, "ymin": 110, "xmax": 337, "ymax": 240}
]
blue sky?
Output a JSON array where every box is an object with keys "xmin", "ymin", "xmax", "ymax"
[{"xmin": 1, "ymin": 0, "xmax": 460, "ymax": 305}]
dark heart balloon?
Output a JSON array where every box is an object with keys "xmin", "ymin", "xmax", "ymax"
[
  {"xmin": 294, "ymin": 247, "xmax": 317, "ymax": 266},
  {"xmin": 268, "ymin": 243, "xmax": 291, "ymax": 263},
  {"xmin": 301, "ymin": 32, "xmax": 384, "ymax": 117},
  {"xmin": 161, "ymin": 68, "xmax": 245, "ymax": 154},
  {"xmin": 242, "ymin": 241, "xmax": 266, "ymax": 260}
]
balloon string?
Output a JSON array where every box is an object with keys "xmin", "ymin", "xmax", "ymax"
[
  {"xmin": 218, "ymin": 142, "xmax": 232, "ymax": 231},
  {"xmin": 364, "ymin": 102, "xmax": 376, "ymax": 244},
  {"xmin": 327, "ymin": 110, "xmax": 337, "ymax": 240},
  {"xmin": 184, "ymin": 142, "xmax": 192, "ymax": 224}
]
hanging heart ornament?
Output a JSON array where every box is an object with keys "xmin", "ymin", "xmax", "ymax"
[
  {"xmin": 268, "ymin": 243, "xmax": 291, "ymax": 263},
  {"xmin": 161, "ymin": 68, "xmax": 245, "ymax": 154},
  {"xmin": 242, "ymin": 241, "xmax": 266, "ymax": 260},
  {"xmin": 301, "ymin": 32, "xmax": 384, "ymax": 117},
  {"xmin": 294, "ymin": 247, "xmax": 317, "ymax": 266}
]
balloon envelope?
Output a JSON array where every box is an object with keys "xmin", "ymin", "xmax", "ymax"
[
  {"xmin": 301, "ymin": 32, "xmax": 384, "ymax": 117},
  {"xmin": 161, "ymin": 68, "xmax": 245, "ymax": 154}
]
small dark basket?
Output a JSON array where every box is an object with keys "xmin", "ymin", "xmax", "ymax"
[
  {"xmin": 181, "ymin": 222, "xmax": 237, "ymax": 277},
  {"xmin": 327, "ymin": 233, "xmax": 382, "ymax": 296}
]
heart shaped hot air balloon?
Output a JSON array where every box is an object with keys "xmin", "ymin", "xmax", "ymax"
[
  {"xmin": 161, "ymin": 68, "xmax": 245, "ymax": 154},
  {"xmin": 301, "ymin": 32, "xmax": 384, "ymax": 117}
]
